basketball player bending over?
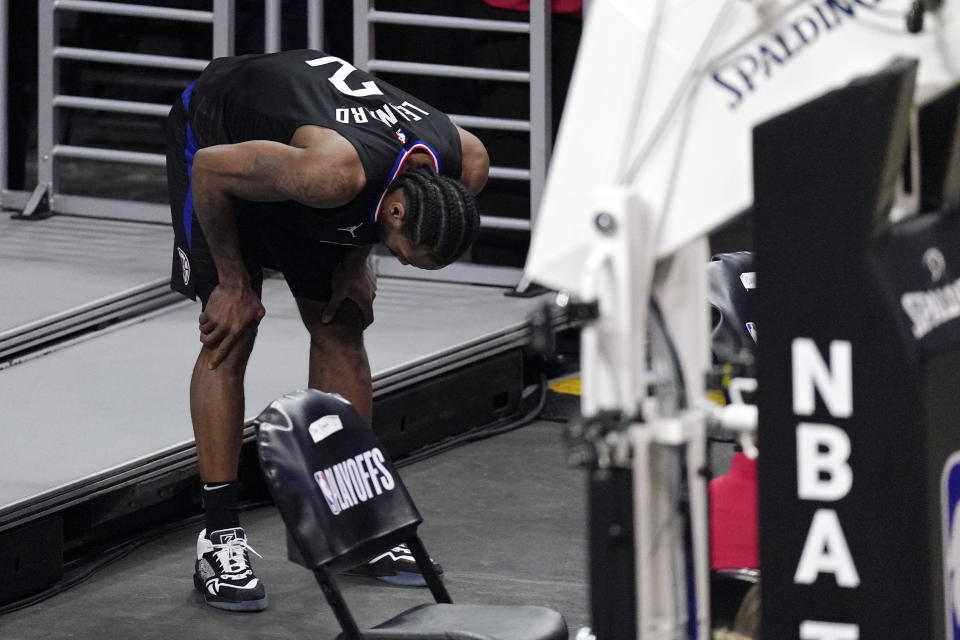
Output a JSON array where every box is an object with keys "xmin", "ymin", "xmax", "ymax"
[{"xmin": 166, "ymin": 49, "xmax": 488, "ymax": 611}]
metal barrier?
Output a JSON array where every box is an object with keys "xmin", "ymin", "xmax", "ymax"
[
  {"xmin": 353, "ymin": 1, "xmax": 552, "ymax": 233},
  {"xmin": 9, "ymin": 0, "xmax": 234, "ymax": 222},
  {"xmin": 0, "ymin": 1, "xmax": 551, "ymax": 283}
]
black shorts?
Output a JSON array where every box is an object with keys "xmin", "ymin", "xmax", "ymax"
[{"xmin": 166, "ymin": 89, "xmax": 364, "ymax": 312}]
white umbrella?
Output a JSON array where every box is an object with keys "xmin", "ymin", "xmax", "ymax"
[{"xmin": 524, "ymin": 0, "xmax": 960, "ymax": 296}]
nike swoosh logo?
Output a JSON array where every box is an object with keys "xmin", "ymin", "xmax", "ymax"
[
  {"xmin": 207, "ymin": 578, "xmax": 260, "ymax": 592},
  {"xmin": 370, "ymin": 550, "xmax": 414, "ymax": 563}
]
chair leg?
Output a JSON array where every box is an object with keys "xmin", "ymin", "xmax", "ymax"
[
  {"xmin": 406, "ymin": 535, "xmax": 452, "ymax": 604},
  {"xmin": 314, "ymin": 567, "xmax": 364, "ymax": 639}
]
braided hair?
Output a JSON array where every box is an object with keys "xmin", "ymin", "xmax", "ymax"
[{"xmin": 386, "ymin": 166, "xmax": 481, "ymax": 267}]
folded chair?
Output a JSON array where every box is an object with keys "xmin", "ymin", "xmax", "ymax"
[{"xmin": 256, "ymin": 389, "xmax": 568, "ymax": 640}]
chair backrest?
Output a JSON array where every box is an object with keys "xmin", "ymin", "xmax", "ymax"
[
  {"xmin": 256, "ymin": 389, "xmax": 422, "ymax": 573},
  {"xmin": 707, "ymin": 251, "xmax": 757, "ymax": 365}
]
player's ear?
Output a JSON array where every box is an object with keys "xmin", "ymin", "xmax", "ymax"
[{"xmin": 388, "ymin": 200, "xmax": 407, "ymax": 225}]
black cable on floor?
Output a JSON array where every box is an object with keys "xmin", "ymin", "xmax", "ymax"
[{"xmin": 394, "ymin": 375, "xmax": 549, "ymax": 469}]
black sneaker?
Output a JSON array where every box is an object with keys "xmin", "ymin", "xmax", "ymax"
[
  {"xmin": 193, "ymin": 528, "xmax": 268, "ymax": 611},
  {"xmin": 342, "ymin": 543, "xmax": 443, "ymax": 587}
]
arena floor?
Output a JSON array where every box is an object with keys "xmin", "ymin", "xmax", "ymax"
[{"xmin": 0, "ymin": 418, "xmax": 590, "ymax": 640}]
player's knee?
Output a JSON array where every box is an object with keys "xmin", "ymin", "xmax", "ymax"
[{"xmin": 199, "ymin": 327, "xmax": 257, "ymax": 376}]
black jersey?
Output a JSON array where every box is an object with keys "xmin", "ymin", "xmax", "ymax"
[{"xmin": 186, "ymin": 49, "xmax": 463, "ymax": 247}]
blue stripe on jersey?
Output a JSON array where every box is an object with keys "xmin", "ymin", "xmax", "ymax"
[
  {"xmin": 370, "ymin": 140, "xmax": 441, "ymax": 222},
  {"xmin": 181, "ymin": 81, "xmax": 199, "ymax": 248}
]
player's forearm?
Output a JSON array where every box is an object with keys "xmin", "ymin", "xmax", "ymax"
[
  {"xmin": 191, "ymin": 168, "xmax": 250, "ymax": 289},
  {"xmin": 340, "ymin": 245, "xmax": 374, "ymax": 274},
  {"xmin": 348, "ymin": 245, "xmax": 373, "ymax": 262}
]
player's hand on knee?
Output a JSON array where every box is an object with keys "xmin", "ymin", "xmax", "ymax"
[{"xmin": 199, "ymin": 284, "xmax": 265, "ymax": 369}]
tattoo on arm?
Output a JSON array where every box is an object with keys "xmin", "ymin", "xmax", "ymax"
[
  {"xmin": 243, "ymin": 150, "xmax": 350, "ymax": 206},
  {"xmin": 247, "ymin": 153, "xmax": 290, "ymax": 198}
]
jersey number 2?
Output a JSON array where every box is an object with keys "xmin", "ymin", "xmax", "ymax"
[{"xmin": 305, "ymin": 56, "xmax": 384, "ymax": 98}]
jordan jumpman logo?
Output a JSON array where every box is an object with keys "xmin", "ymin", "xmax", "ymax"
[{"xmin": 338, "ymin": 223, "xmax": 363, "ymax": 238}]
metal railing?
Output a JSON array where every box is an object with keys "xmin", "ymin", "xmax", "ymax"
[
  {"xmin": 0, "ymin": 0, "xmax": 331, "ymax": 218},
  {"xmin": 0, "ymin": 1, "xmax": 551, "ymax": 283},
  {"xmin": 10, "ymin": 0, "xmax": 234, "ymax": 222},
  {"xmin": 353, "ymin": 1, "xmax": 552, "ymax": 234}
]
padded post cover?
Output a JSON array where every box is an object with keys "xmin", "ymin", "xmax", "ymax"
[
  {"xmin": 872, "ymin": 210, "xmax": 960, "ymax": 357},
  {"xmin": 256, "ymin": 389, "xmax": 422, "ymax": 572},
  {"xmin": 753, "ymin": 58, "xmax": 952, "ymax": 638}
]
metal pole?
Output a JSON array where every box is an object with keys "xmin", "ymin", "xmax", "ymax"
[
  {"xmin": 0, "ymin": 0, "xmax": 8, "ymax": 198},
  {"xmin": 367, "ymin": 59, "xmax": 529, "ymax": 82},
  {"xmin": 479, "ymin": 216, "xmax": 531, "ymax": 231},
  {"xmin": 37, "ymin": 0, "xmax": 57, "ymax": 197},
  {"xmin": 528, "ymin": 2, "xmax": 552, "ymax": 229},
  {"xmin": 307, "ymin": 0, "xmax": 323, "ymax": 50},
  {"xmin": 53, "ymin": 145, "xmax": 166, "ymax": 166},
  {"xmin": 53, "ymin": 95, "xmax": 172, "ymax": 117},
  {"xmin": 54, "ymin": 47, "xmax": 210, "ymax": 71},
  {"xmin": 353, "ymin": 0, "xmax": 372, "ymax": 68},
  {"xmin": 449, "ymin": 114, "xmax": 530, "ymax": 132},
  {"xmin": 488, "ymin": 166, "xmax": 531, "ymax": 181},
  {"xmin": 265, "ymin": 0, "xmax": 281, "ymax": 53},
  {"xmin": 52, "ymin": 1, "xmax": 213, "ymax": 22},
  {"xmin": 368, "ymin": 11, "xmax": 530, "ymax": 33},
  {"xmin": 212, "ymin": 0, "xmax": 235, "ymax": 59}
]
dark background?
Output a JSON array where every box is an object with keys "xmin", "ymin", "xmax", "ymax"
[{"xmin": 4, "ymin": 0, "xmax": 586, "ymax": 268}]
